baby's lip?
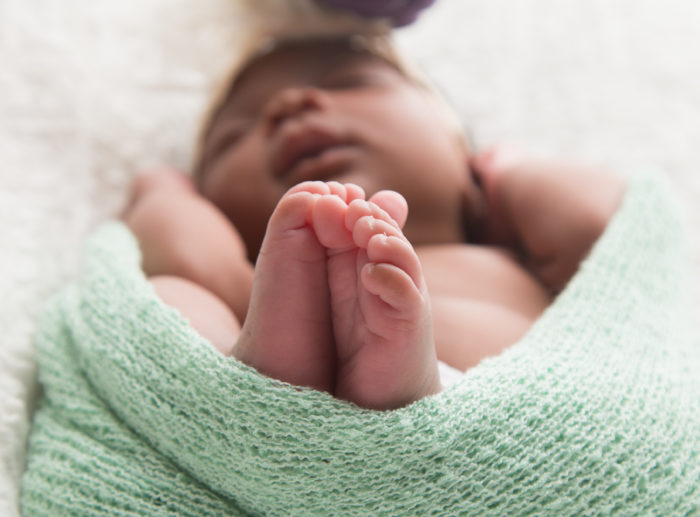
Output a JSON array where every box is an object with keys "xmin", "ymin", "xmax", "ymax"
[{"xmin": 271, "ymin": 122, "xmax": 354, "ymax": 180}]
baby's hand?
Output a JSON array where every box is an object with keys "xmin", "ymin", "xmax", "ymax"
[{"xmin": 470, "ymin": 145, "xmax": 626, "ymax": 293}]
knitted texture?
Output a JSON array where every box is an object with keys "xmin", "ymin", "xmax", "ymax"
[{"xmin": 21, "ymin": 172, "xmax": 700, "ymax": 515}]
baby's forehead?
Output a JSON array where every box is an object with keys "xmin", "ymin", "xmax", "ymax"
[
  {"xmin": 239, "ymin": 36, "xmax": 399, "ymax": 77},
  {"xmin": 220, "ymin": 38, "xmax": 404, "ymax": 112},
  {"xmin": 245, "ymin": 37, "xmax": 387, "ymax": 69}
]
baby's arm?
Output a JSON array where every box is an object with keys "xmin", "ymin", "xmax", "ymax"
[
  {"xmin": 471, "ymin": 147, "xmax": 626, "ymax": 293},
  {"xmin": 122, "ymin": 170, "xmax": 254, "ymax": 335}
]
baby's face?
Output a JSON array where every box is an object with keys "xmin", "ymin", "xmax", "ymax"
[{"xmin": 197, "ymin": 38, "xmax": 477, "ymax": 260}]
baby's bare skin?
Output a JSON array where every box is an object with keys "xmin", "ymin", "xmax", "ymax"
[
  {"xmin": 123, "ymin": 163, "xmax": 575, "ymax": 409},
  {"xmin": 236, "ymin": 181, "xmax": 440, "ymax": 408},
  {"xmin": 127, "ymin": 174, "xmax": 442, "ymax": 408},
  {"xmin": 124, "ymin": 38, "xmax": 624, "ymax": 409},
  {"xmin": 419, "ymin": 245, "xmax": 551, "ymax": 371}
]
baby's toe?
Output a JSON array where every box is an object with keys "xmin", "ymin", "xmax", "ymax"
[
  {"xmin": 352, "ymin": 215, "xmax": 403, "ymax": 250},
  {"xmin": 291, "ymin": 181, "xmax": 365, "ymax": 204},
  {"xmin": 344, "ymin": 183, "xmax": 366, "ymax": 204},
  {"xmin": 268, "ymin": 190, "xmax": 318, "ymax": 234},
  {"xmin": 367, "ymin": 190, "xmax": 408, "ymax": 229},
  {"xmin": 366, "ymin": 234, "xmax": 423, "ymax": 290},
  {"xmin": 346, "ymin": 199, "xmax": 400, "ymax": 233},
  {"xmin": 312, "ymin": 194, "xmax": 355, "ymax": 249},
  {"xmin": 325, "ymin": 181, "xmax": 365, "ymax": 203},
  {"xmin": 361, "ymin": 262, "xmax": 422, "ymax": 314},
  {"xmin": 286, "ymin": 180, "xmax": 332, "ymax": 197}
]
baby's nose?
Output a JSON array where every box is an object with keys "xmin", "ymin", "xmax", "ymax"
[{"xmin": 262, "ymin": 87, "xmax": 329, "ymax": 136}]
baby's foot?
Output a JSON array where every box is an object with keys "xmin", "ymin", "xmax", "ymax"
[
  {"xmin": 312, "ymin": 190, "xmax": 442, "ymax": 409},
  {"xmin": 233, "ymin": 182, "xmax": 364, "ymax": 393}
]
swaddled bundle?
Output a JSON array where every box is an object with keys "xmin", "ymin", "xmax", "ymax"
[{"xmin": 20, "ymin": 172, "xmax": 700, "ymax": 515}]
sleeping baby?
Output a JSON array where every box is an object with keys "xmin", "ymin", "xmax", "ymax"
[{"xmin": 123, "ymin": 35, "xmax": 625, "ymax": 409}]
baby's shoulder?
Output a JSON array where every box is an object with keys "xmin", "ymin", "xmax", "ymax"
[
  {"xmin": 416, "ymin": 243, "xmax": 551, "ymax": 316},
  {"xmin": 416, "ymin": 242, "xmax": 518, "ymax": 269},
  {"xmin": 416, "ymin": 243, "xmax": 531, "ymax": 290}
]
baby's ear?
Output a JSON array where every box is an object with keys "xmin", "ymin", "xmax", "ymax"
[{"xmin": 368, "ymin": 190, "xmax": 408, "ymax": 229}]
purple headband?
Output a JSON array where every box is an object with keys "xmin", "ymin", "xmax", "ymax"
[{"xmin": 318, "ymin": 0, "xmax": 437, "ymax": 27}]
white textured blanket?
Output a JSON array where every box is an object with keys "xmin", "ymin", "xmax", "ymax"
[{"xmin": 2, "ymin": 1, "xmax": 699, "ymax": 515}]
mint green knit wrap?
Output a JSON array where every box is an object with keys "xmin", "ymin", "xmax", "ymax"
[{"xmin": 21, "ymin": 172, "xmax": 700, "ymax": 515}]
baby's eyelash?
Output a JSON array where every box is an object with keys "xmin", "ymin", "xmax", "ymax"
[
  {"xmin": 320, "ymin": 72, "xmax": 382, "ymax": 90},
  {"xmin": 207, "ymin": 123, "xmax": 250, "ymax": 159}
]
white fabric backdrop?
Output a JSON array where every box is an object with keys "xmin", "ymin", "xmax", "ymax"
[{"xmin": 2, "ymin": 1, "xmax": 698, "ymax": 514}]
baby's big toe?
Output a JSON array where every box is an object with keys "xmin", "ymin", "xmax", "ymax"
[
  {"xmin": 269, "ymin": 190, "xmax": 318, "ymax": 233},
  {"xmin": 312, "ymin": 195, "xmax": 355, "ymax": 249}
]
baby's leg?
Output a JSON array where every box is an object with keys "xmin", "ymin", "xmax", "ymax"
[{"xmin": 312, "ymin": 192, "xmax": 442, "ymax": 409}]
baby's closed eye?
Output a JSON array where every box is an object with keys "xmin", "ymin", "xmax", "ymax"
[
  {"xmin": 321, "ymin": 70, "xmax": 386, "ymax": 90},
  {"xmin": 206, "ymin": 119, "xmax": 253, "ymax": 160},
  {"xmin": 319, "ymin": 61, "xmax": 399, "ymax": 91}
]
